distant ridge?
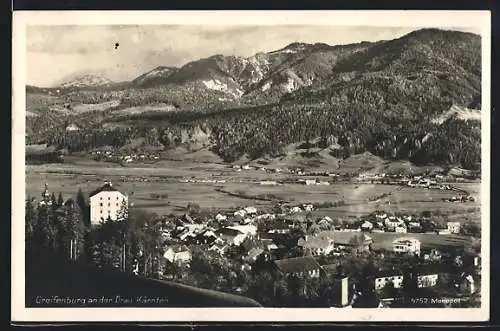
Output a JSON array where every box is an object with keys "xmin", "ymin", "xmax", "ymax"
[{"xmin": 59, "ymin": 74, "xmax": 115, "ymax": 88}]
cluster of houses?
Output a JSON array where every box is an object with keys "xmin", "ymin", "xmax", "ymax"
[
  {"xmin": 231, "ymin": 163, "xmax": 477, "ymax": 182},
  {"xmin": 145, "ymin": 203, "xmax": 477, "ymax": 305},
  {"xmin": 229, "ymin": 164, "xmax": 477, "ymax": 196},
  {"xmin": 358, "ymin": 212, "xmax": 464, "ymax": 235},
  {"xmin": 443, "ymin": 195, "xmax": 476, "ymax": 203},
  {"xmin": 180, "ymin": 178, "xmax": 227, "ymax": 184},
  {"xmin": 137, "ymin": 203, "xmax": 426, "ymax": 273},
  {"xmin": 298, "ymin": 179, "xmax": 331, "ymax": 186},
  {"xmin": 373, "ymin": 267, "xmax": 476, "ymax": 295},
  {"xmin": 65, "ymin": 181, "xmax": 479, "ymax": 307},
  {"xmin": 231, "ymin": 165, "xmax": 306, "ymax": 175},
  {"xmin": 90, "ymin": 149, "xmax": 160, "ymax": 164},
  {"xmin": 357, "ymin": 173, "xmax": 476, "ymax": 191}
]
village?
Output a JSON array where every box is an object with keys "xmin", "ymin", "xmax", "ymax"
[{"xmin": 33, "ymin": 179, "xmax": 481, "ymax": 308}]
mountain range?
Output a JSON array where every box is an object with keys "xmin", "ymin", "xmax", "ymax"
[
  {"xmin": 26, "ymin": 28, "xmax": 482, "ymax": 170},
  {"xmin": 38, "ymin": 28, "xmax": 480, "ymax": 108}
]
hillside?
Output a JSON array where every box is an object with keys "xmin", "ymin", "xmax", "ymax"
[
  {"xmin": 25, "ymin": 28, "xmax": 482, "ymax": 170},
  {"xmin": 132, "ymin": 66, "xmax": 178, "ymax": 87},
  {"xmin": 243, "ymin": 41, "xmax": 373, "ymax": 103},
  {"xmin": 286, "ymin": 28, "xmax": 480, "ymax": 109},
  {"xmin": 27, "ymin": 252, "xmax": 262, "ymax": 307}
]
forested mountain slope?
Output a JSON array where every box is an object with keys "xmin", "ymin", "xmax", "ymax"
[{"xmin": 26, "ymin": 28, "xmax": 482, "ymax": 170}]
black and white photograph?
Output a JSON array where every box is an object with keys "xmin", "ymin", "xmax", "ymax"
[{"xmin": 12, "ymin": 10, "xmax": 490, "ymax": 322}]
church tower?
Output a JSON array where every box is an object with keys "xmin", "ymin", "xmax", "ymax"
[{"xmin": 39, "ymin": 183, "xmax": 52, "ymax": 206}]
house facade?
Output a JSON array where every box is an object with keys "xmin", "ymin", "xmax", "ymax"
[
  {"xmin": 392, "ymin": 237, "xmax": 421, "ymax": 256},
  {"xmin": 447, "ymin": 222, "xmax": 461, "ymax": 234},
  {"xmin": 374, "ymin": 275, "xmax": 404, "ymax": 290},
  {"xmin": 417, "ymin": 274, "xmax": 439, "ymax": 288},
  {"xmin": 163, "ymin": 245, "xmax": 192, "ymax": 265},
  {"xmin": 89, "ymin": 181, "xmax": 128, "ymax": 226},
  {"xmin": 395, "ymin": 225, "xmax": 407, "ymax": 233}
]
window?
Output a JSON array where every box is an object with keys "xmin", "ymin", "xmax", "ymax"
[
  {"xmin": 100, "ymin": 209, "xmax": 103, "ymax": 214},
  {"xmin": 100, "ymin": 203, "xmax": 103, "ymax": 207},
  {"xmin": 116, "ymin": 196, "xmax": 119, "ymax": 200},
  {"xmin": 108, "ymin": 197, "xmax": 110, "ymax": 200},
  {"xmin": 108, "ymin": 203, "xmax": 111, "ymax": 207},
  {"xmin": 116, "ymin": 203, "xmax": 119, "ymax": 207}
]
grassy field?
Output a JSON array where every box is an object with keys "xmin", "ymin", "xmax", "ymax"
[
  {"xmin": 26, "ymin": 158, "xmax": 481, "ymax": 221},
  {"xmin": 72, "ymin": 100, "xmax": 121, "ymax": 113},
  {"xmin": 114, "ymin": 103, "xmax": 177, "ymax": 115},
  {"xmin": 370, "ymin": 232, "xmax": 478, "ymax": 251}
]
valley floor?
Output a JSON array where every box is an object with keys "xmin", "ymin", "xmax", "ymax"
[{"xmin": 25, "ymin": 157, "xmax": 481, "ymax": 222}]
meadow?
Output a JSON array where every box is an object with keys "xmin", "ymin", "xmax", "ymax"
[
  {"xmin": 25, "ymin": 158, "xmax": 481, "ymax": 222},
  {"xmin": 370, "ymin": 232, "xmax": 478, "ymax": 251}
]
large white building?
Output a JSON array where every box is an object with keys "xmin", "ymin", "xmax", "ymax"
[
  {"xmin": 89, "ymin": 181, "xmax": 128, "ymax": 226},
  {"xmin": 392, "ymin": 237, "xmax": 421, "ymax": 256}
]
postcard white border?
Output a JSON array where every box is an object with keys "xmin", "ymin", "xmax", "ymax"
[{"xmin": 12, "ymin": 10, "xmax": 491, "ymax": 322}]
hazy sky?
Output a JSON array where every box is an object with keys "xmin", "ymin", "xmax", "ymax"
[{"xmin": 26, "ymin": 25, "xmax": 480, "ymax": 87}]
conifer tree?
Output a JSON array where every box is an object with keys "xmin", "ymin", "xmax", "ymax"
[
  {"xmin": 25, "ymin": 197, "xmax": 37, "ymax": 239},
  {"xmin": 55, "ymin": 198, "xmax": 87, "ymax": 261},
  {"xmin": 50, "ymin": 192, "xmax": 57, "ymax": 209},
  {"xmin": 34, "ymin": 203, "xmax": 58, "ymax": 252},
  {"xmin": 57, "ymin": 192, "xmax": 64, "ymax": 208},
  {"xmin": 76, "ymin": 188, "xmax": 90, "ymax": 228}
]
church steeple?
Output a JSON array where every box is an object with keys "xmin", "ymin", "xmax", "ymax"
[
  {"xmin": 40, "ymin": 182, "xmax": 52, "ymax": 206},
  {"xmin": 42, "ymin": 183, "xmax": 50, "ymax": 199}
]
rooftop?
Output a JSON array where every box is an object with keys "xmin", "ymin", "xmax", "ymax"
[
  {"xmin": 333, "ymin": 231, "xmax": 372, "ymax": 246},
  {"xmin": 274, "ymin": 256, "xmax": 321, "ymax": 274},
  {"xmin": 89, "ymin": 181, "xmax": 120, "ymax": 197},
  {"xmin": 245, "ymin": 248, "xmax": 265, "ymax": 260},
  {"xmin": 298, "ymin": 235, "xmax": 333, "ymax": 249},
  {"xmin": 392, "ymin": 237, "xmax": 420, "ymax": 244}
]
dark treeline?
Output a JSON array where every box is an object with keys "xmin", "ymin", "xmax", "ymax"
[
  {"xmin": 26, "ymin": 151, "xmax": 64, "ymax": 164},
  {"xmin": 30, "ymin": 100, "xmax": 480, "ymax": 171},
  {"xmin": 26, "ymin": 189, "xmax": 165, "ymax": 279},
  {"xmin": 45, "ymin": 128, "xmax": 134, "ymax": 153}
]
